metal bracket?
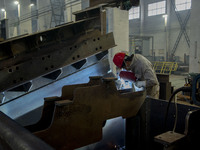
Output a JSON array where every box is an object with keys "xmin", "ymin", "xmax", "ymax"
[{"xmin": 26, "ymin": 76, "xmax": 146, "ymax": 150}]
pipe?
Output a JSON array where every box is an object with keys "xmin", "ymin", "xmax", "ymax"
[
  {"xmin": 0, "ymin": 111, "xmax": 54, "ymax": 150},
  {"xmin": 164, "ymin": 86, "xmax": 192, "ymax": 130}
]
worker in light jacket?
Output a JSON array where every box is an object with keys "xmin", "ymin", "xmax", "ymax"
[{"xmin": 113, "ymin": 52, "xmax": 159, "ymax": 99}]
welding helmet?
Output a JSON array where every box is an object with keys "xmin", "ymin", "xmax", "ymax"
[{"xmin": 113, "ymin": 52, "xmax": 126, "ymax": 68}]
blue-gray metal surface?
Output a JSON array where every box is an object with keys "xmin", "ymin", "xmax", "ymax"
[
  {"xmin": 0, "ymin": 111, "xmax": 54, "ymax": 150},
  {"xmin": 2, "ymin": 54, "xmax": 105, "ymax": 103},
  {"xmin": 0, "ymin": 58, "xmax": 110, "ymax": 120}
]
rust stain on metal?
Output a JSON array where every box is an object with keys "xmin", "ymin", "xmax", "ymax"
[{"xmin": 26, "ymin": 76, "xmax": 146, "ymax": 150}]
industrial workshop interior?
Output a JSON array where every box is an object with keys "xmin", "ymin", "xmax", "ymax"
[{"xmin": 0, "ymin": 0, "xmax": 200, "ymax": 150}]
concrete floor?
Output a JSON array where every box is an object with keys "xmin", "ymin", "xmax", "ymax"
[{"xmin": 169, "ymin": 74, "xmax": 188, "ymax": 90}]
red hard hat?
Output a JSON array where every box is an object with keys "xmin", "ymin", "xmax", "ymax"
[{"xmin": 113, "ymin": 52, "xmax": 126, "ymax": 68}]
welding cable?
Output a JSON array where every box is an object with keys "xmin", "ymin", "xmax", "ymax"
[
  {"xmin": 173, "ymin": 97, "xmax": 178, "ymax": 132},
  {"xmin": 164, "ymin": 86, "xmax": 192, "ymax": 131}
]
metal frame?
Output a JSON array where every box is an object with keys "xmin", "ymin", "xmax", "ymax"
[
  {"xmin": 0, "ymin": 57, "xmax": 111, "ymax": 119},
  {"xmin": 0, "ymin": 5, "xmax": 115, "ymax": 92},
  {"xmin": 25, "ymin": 77, "xmax": 146, "ymax": 150},
  {"xmin": 50, "ymin": 0, "xmax": 65, "ymax": 27},
  {"xmin": 129, "ymin": 35, "xmax": 154, "ymax": 60},
  {"xmin": 170, "ymin": 0, "xmax": 190, "ymax": 57}
]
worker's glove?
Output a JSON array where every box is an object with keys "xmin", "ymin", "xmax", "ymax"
[
  {"xmin": 135, "ymin": 81, "xmax": 146, "ymax": 88},
  {"xmin": 115, "ymin": 80, "xmax": 122, "ymax": 90}
]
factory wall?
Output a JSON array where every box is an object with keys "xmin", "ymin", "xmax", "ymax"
[
  {"xmin": 0, "ymin": 0, "xmax": 15, "ymax": 37},
  {"xmin": 81, "ymin": 0, "xmax": 89, "ymax": 9},
  {"xmin": 129, "ymin": 0, "xmax": 190, "ymax": 62},
  {"xmin": 64, "ymin": 0, "xmax": 82, "ymax": 22},
  {"xmin": 1, "ymin": 0, "xmax": 83, "ymax": 37},
  {"xmin": 1, "ymin": 0, "xmax": 193, "ymax": 65},
  {"xmin": 107, "ymin": 8, "xmax": 129, "ymax": 75},
  {"xmin": 19, "ymin": 0, "xmax": 32, "ymax": 35},
  {"xmin": 37, "ymin": 0, "xmax": 51, "ymax": 31},
  {"xmin": 190, "ymin": 0, "xmax": 200, "ymax": 73}
]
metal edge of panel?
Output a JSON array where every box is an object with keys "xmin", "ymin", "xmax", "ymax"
[
  {"xmin": 0, "ymin": 32, "xmax": 115, "ymax": 92},
  {"xmin": 0, "ymin": 58, "xmax": 111, "ymax": 120},
  {"xmin": 0, "ymin": 53, "xmax": 108, "ymax": 105},
  {"xmin": 0, "ymin": 17, "xmax": 98, "ymax": 46},
  {"xmin": 73, "ymin": 3, "xmax": 109, "ymax": 15},
  {"xmin": 0, "ymin": 111, "xmax": 54, "ymax": 150}
]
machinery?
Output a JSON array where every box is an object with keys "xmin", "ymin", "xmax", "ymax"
[
  {"xmin": 154, "ymin": 74, "xmax": 200, "ymax": 150},
  {"xmin": 0, "ymin": 1, "xmax": 147, "ymax": 150},
  {"xmin": 0, "ymin": 0, "xmax": 200, "ymax": 150},
  {"xmin": 26, "ymin": 76, "xmax": 146, "ymax": 150},
  {"xmin": 0, "ymin": 5, "xmax": 114, "ymax": 92},
  {"xmin": 0, "ymin": 76, "xmax": 146, "ymax": 150}
]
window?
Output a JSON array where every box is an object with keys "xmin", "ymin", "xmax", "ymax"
[
  {"xmin": 129, "ymin": 7, "xmax": 140, "ymax": 20},
  {"xmin": 148, "ymin": 1, "xmax": 166, "ymax": 16},
  {"xmin": 175, "ymin": 0, "xmax": 191, "ymax": 11}
]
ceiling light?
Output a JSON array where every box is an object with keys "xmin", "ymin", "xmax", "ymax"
[
  {"xmin": 1, "ymin": 8, "xmax": 5, "ymax": 12},
  {"xmin": 30, "ymin": 3, "xmax": 34, "ymax": 7},
  {"xmin": 162, "ymin": 14, "xmax": 168, "ymax": 18},
  {"xmin": 14, "ymin": 1, "xmax": 19, "ymax": 5}
]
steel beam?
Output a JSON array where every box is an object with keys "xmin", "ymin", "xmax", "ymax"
[
  {"xmin": 0, "ymin": 58, "xmax": 110, "ymax": 120},
  {"xmin": 25, "ymin": 77, "xmax": 146, "ymax": 150},
  {"xmin": 89, "ymin": 0, "xmax": 140, "ymax": 8},
  {"xmin": 43, "ymin": 69, "xmax": 62, "ymax": 80},
  {"xmin": 8, "ymin": 82, "xmax": 33, "ymax": 92},
  {"xmin": 0, "ymin": 93, "xmax": 5, "ymax": 103},
  {"xmin": 0, "ymin": 31, "xmax": 115, "ymax": 92},
  {"xmin": 0, "ymin": 6, "xmax": 116, "ymax": 92}
]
